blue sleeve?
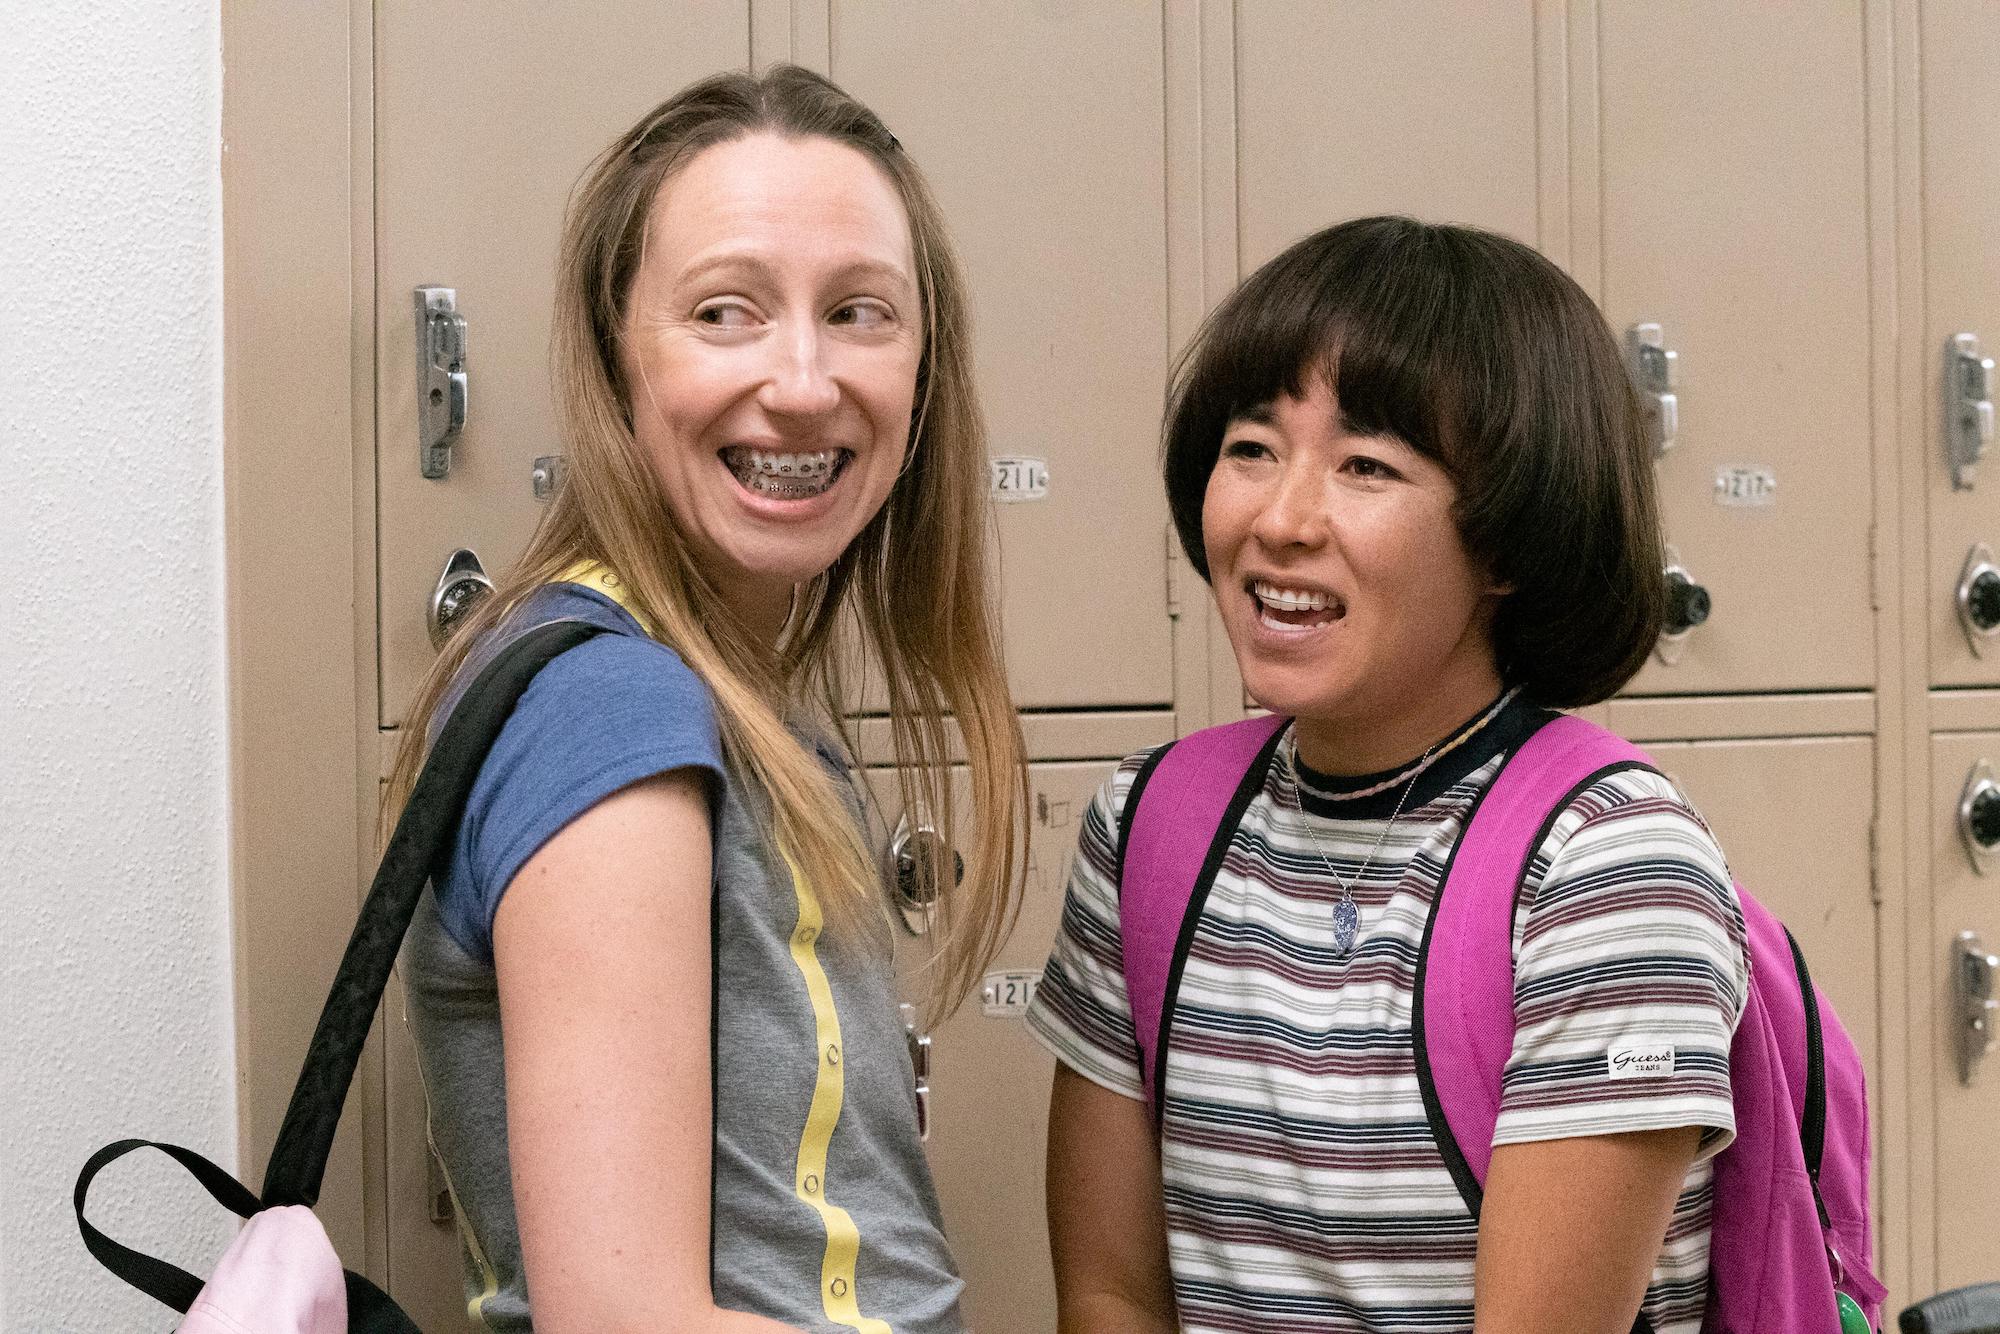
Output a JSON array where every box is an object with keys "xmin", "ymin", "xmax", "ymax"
[{"xmin": 435, "ymin": 632, "xmax": 726, "ymax": 964}]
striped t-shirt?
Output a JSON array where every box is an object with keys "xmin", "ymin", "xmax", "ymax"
[{"xmin": 1026, "ymin": 699, "xmax": 1749, "ymax": 1334}]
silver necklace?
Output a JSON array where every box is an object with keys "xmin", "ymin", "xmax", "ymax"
[
  {"xmin": 1284, "ymin": 735, "xmax": 1436, "ymax": 958},
  {"xmin": 1283, "ymin": 689, "xmax": 1523, "ymax": 957}
]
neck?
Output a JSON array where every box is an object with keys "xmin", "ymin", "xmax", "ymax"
[{"xmin": 1293, "ymin": 678, "xmax": 1508, "ymax": 777}]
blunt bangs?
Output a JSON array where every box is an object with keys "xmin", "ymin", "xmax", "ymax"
[{"xmin": 1163, "ymin": 216, "xmax": 1666, "ymax": 707}]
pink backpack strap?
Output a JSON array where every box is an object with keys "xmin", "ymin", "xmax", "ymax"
[
  {"xmin": 1417, "ymin": 714, "xmax": 1649, "ymax": 1208},
  {"xmin": 1120, "ymin": 713, "xmax": 1289, "ymax": 1124}
]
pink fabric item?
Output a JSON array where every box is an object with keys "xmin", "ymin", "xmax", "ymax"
[
  {"xmin": 1120, "ymin": 712, "xmax": 1286, "ymax": 1110},
  {"xmin": 178, "ymin": 1205, "xmax": 347, "ymax": 1334},
  {"xmin": 1423, "ymin": 714, "xmax": 1885, "ymax": 1332}
]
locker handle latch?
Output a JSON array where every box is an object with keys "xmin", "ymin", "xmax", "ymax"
[
  {"xmin": 1957, "ymin": 931, "xmax": 2000, "ymax": 1087},
  {"xmin": 1627, "ymin": 322, "xmax": 1679, "ymax": 459},
  {"xmin": 1949, "ymin": 333, "xmax": 1995, "ymax": 491},
  {"xmin": 417, "ymin": 286, "xmax": 469, "ymax": 480},
  {"xmin": 900, "ymin": 1002, "xmax": 932, "ymax": 1141}
]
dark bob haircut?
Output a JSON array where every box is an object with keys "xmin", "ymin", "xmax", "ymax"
[{"xmin": 1163, "ymin": 216, "xmax": 1665, "ymax": 708}]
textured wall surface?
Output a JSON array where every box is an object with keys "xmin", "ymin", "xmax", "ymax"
[{"xmin": 0, "ymin": 4, "xmax": 237, "ymax": 1329}]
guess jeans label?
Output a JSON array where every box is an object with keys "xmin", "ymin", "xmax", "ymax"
[{"xmin": 1607, "ymin": 1041, "xmax": 1677, "ymax": 1080}]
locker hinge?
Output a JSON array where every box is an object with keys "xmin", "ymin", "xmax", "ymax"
[
  {"xmin": 1867, "ymin": 523, "xmax": 1883, "ymax": 613},
  {"xmin": 1164, "ymin": 523, "xmax": 1183, "ymax": 621},
  {"xmin": 1867, "ymin": 818, "xmax": 1883, "ymax": 908}
]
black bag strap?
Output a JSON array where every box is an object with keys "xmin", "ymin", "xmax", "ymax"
[
  {"xmin": 73, "ymin": 1138, "xmax": 260, "ymax": 1312},
  {"xmin": 260, "ymin": 619, "xmax": 603, "ymax": 1206}
]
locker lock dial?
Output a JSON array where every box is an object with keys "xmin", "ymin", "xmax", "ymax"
[
  {"xmin": 428, "ymin": 548, "xmax": 494, "ymax": 649},
  {"xmin": 887, "ymin": 817, "xmax": 964, "ymax": 931},
  {"xmin": 1957, "ymin": 544, "xmax": 2000, "ymax": 657},
  {"xmin": 1655, "ymin": 550, "xmax": 1710, "ymax": 667},
  {"xmin": 1960, "ymin": 760, "xmax": 2000, "ymax": 875}
]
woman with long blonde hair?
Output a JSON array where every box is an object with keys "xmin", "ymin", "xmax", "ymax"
[{"xmin": 387, "ymin": 65, "xmax": 1027, "ymax": 1333}]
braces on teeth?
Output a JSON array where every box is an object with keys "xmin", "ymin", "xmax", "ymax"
[{"xmin": 728, "ymin": 448, "xmax": 842, "ymax": 496}]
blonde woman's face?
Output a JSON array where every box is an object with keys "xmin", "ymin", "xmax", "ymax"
[{"xmin": 621, "ymin": 131, "xmax": 920, "ymax": 638}]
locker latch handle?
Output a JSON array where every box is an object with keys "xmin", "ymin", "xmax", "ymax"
[
  {"xmin": 1949, "ymin": 333, "xmax": 1995, "ymax": 491},
  {"xmin": 1957, "ymin": 931, "xmax": 2000, "ymax": 1087},
  {"xmin": 417, "ymin": 286, "xmax": 469, "ymax": 480},
  {"xmin": 1627, "ymin": 323, "xmax": 1679, "ymax": 459},
  {"xmin": 900, "ymin": 1002, "xmax": 932, "ymax": 1141}
]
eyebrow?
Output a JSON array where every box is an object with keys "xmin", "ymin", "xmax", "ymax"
[
  {"xmin": 676, "ymin": 250, "xmax": 915, "ymax": 295},
  {"xmin": 1226, "ymin": 398, "xmax": 1377, "ymax": 440}
]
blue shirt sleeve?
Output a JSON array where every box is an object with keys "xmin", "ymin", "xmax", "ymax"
[{"xmin": 434, "ymin": 630, "xmax": 727, "ymax": 964}]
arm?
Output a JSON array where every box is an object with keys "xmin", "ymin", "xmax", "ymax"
[
  {"xmin": 1045, "ymin": 1064, "xmax": 1177, "ymax": 1334},
  {"xmin": 493, "ymin": 771, "xmax": 797, "ymax": 1334},
  {"xmin": 1472, "ymin": 1125, "xmax": 1703, "ymax": 1334}
]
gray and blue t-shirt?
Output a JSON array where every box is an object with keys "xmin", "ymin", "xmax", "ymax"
[{"xmin": 402, "ymin": 582, "xmax": 963, "ymax": 1332}]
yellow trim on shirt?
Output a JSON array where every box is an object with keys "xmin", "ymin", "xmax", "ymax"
[
  {"xmin": 566, "ymin": 562, "xmax": 890, "ymax": 1331},
  {"xmin": 783, "ymin": 854, "xmax": 894, "ymax": 1334},
  {"xmin": 556, "ymin": 560, "xmax": 661, "ymax": 638}
]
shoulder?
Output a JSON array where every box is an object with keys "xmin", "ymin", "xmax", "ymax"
[
  {"xmin": 1516, "ymin": 761, "xmax": 1748, "ymax": 1006},
  {"xmin": 478, "ymin": 583, "xmax": 721, "ymax": 746},
  {"xmin": 1527, "ymin": 763, "xmax": 1734, "ymax": 901}
]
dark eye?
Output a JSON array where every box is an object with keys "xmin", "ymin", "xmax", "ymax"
[
  {"xmin": 1222, "ymin": 438, "xmax": 1271, "ymax": 461},
  {"xmin": 1346, "ymin": 454, "xmax": 1398, "ymax": 480},
  {"xmin": 830, "ymin": 301, "xmax": 892, "ymax": 328},
  {"xmin": 695, "ymin": 302, "xmax": 754, "ymax": 328}
]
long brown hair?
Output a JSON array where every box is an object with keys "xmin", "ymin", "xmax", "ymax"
[{"xmin": 385, "ymin": 65, "xmax": 1028, "ymax": 1017}]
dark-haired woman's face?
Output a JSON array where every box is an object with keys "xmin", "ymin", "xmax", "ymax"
[{"xmin": 1203, "ymin": 375, "xmax": 1505, "ymax": 773}]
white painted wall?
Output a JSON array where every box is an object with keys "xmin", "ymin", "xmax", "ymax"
[{"xmin": 0, "ymin": 4, "xmax": 237, "ymax": 1330}]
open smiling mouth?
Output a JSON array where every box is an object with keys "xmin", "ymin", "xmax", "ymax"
[
  {"xmin": 720, "ymin": 447, "xmax": 852, "ymax": 501},
  {"xmin": 1250, "ymin": 578, "xmax": 1347, "ymax": 630}
]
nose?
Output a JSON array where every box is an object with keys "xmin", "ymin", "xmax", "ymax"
[
  {"xmin": 759, "ymin": 317, "xmax": 842, "ymax": 418},
  {"xmin": 1248, "ymin": 459, "xmax": 1330, "ymax": 551}
]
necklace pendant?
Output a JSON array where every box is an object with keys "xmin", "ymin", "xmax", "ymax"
[{"xmin": 1331, "ymin": 892, "xmax": 1359, "ymax": 956}]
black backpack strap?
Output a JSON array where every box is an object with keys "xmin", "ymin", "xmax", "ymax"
[
  {"xmin": 73, "ymin": 1138, "xmax": 260, "ymax": 1313},
  {"xmin": 260, "ymin": 619, "xmax": 604, "ymax": 1206},
  {"xmin": 1784, "ymin": 925, "xmax": 1834, "ymax": 1228}
]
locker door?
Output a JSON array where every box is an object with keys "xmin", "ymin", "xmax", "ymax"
[
  {"xmin": 1235, "ymin": 5, "xmax": 1542, "ymax": 269},
  {"xmin": 1923, "ymin": 2, "xmax": 2000, "ymax": 686},
  {"xmin": 1600, "ymin": 3, "xmax": 1874, "ymax": 694},
  {"xmin": 373, "ymin": 12, "xmax": 753, "ymax": 1324},
  {"xmin": 829, "ymin": 6, "xmax": 1174, "ymax": 710},
  {"xmin": 374, "ymin": 7, "xmax": 751, "ymax": 727},
  {"xmin": 1929, "ymin": 733, "xmax": 2000, "ymax": 1289},
  {"xmin": 1641, "ymin": 737, "xmax": 1881, "ymax": 1084},
  {"xmin": 873, "ymin": 760, "xmax": 1117, "ymax": 1334}
]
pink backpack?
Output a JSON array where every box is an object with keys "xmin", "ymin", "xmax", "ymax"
[
  {"xmin": 1118, "ymin": 711, "xmax": 1886, "ymax": 1333},
  {"xmin": 74, "ymin": 620, "xmax": 605, "ymax": 1331}
]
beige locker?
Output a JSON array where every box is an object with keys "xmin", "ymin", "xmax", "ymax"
[
  {"xmin": 830, "ymin": 3, "xmax": 1176, "ymax": 710},
  {"xmin": 374, "ymin": 6, "xmax": 753, "ymax": 727},
  {"xmin": 1924, "ymin": 3, "xmax": 2000, "ymax": 687},
  {"xmin": 872, "ymin": 758, "xmax": 1114, "ymax": 1334},
  {"xmin": 1234, "ymin": 4, "xmax": 1542, "ymax": 267},
  {"xmin": 1642, "ymin": 736, "xmax": 1881, "ymax": 1083},
  {"xmin": 1928, "ymin": 732, "xmax": 2000, "ymax": 1289},
  {"xmin": 1601, "ymin": 2, "xmax": 1875, "ymax": 695}
]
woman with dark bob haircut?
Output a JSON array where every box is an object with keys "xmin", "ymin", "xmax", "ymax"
[{"xmin": 1025, "ymin": 217, "xmax": 1751, "ymax": 1333}]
